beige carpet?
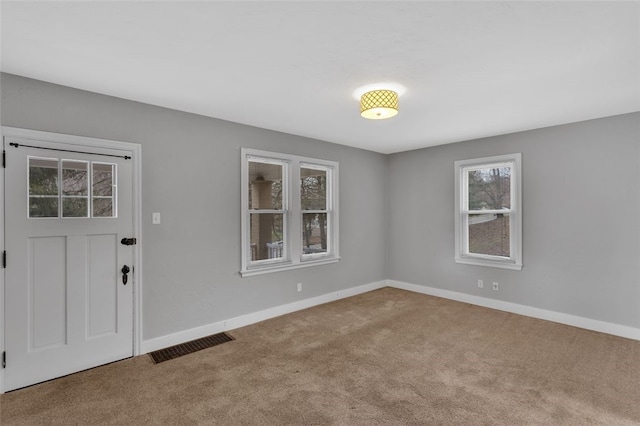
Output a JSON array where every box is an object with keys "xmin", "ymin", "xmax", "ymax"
[{"xmin": 1, "ymin": 287, "xmax": 639, "ymax": 425}]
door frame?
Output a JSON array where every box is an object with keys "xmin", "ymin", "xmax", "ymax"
[{"xmin": 0, "ymin": 126, "xmax": 143, "ymax": 393}]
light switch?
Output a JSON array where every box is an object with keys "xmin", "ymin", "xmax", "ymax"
[{"xmin": 152, "ymin": 212, "xmax": 161, "ymax": 225}]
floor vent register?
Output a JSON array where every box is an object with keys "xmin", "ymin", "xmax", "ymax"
[{"xmin": 149, "ymin": 332, "xmax": 235, "ymax": 364}]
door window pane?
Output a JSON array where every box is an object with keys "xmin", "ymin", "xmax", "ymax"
[
  {"xmin": 301, "ymin": 167, "xmax": 327, "ymax": 210},
  {"xmin": 29, "ymin": 158, "xmax": 59, "ymax": 196},
  {"xmin": 62, "ymin": 161, "xmax": 88, "ymax": 196},
  {"xmin": 29, "ymin": 157, "xmax": 59, "ymax": 218},
  {"xmin": 63, "ymin": 198, "xmax": 89, "ymax": 218},
  {"xmin": 93, "ymin": 198, "xmax": 114, "ymax": 218},
  {"xmin": 62, "ymin": 160, "xmax": 89, "ymax": 217},
  {"xmin": 468, "ymin": 166, "xmax": 511, "ymax": 210},
  {"xmin": 29, "ymin": 197, "xmax": 59, "ymax": 218},
  {"xmin": 93, "ymin": 163, "xmax": 114, "ymax": 196},
  {"xmin": 92, "ymin": 163, "xmax": 116, "ymax": 218},
  {"xmin": 302, "ymin": 213, "xmax": 328, "ymax": 255},
  {"xmin": 250, "ymin": 213, "xmax": 284, "ymax": 261}
]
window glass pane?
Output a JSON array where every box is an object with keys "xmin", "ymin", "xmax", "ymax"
[
  {"xmin": 93, "ymin": 163, "xmax": 114, "ymax": 196},
  {"xmin": 468, "ymin": 213, "xmax": 510, "ymax": 257},
  {"xmin": 62, "ymin": 161, "xmax": 88, "ymax": 196},
  {"xmin": 468, "ymin": 166, "xmax": 511, "ymax": 210},
  {"xmin": 302, "ymin": 213, "xmax": 328, "ymax": 255},
  {"xmin": 63, "ymin": 198, "xmax": 88, "ymax": 218},
  {"xmin": 248, "ymin": 161, "xmax": 283, "ymax": 209},
  {"xmin": 29, "ymin": 197, "xmax": 58, "ymax": 218},
  {"xmin": 92, "ymin": 163, "xmax": 116, "ymax": 218},
  {"xmin": 93, "ymin": 198, "xmax": 114, "ymax": 217},
  {"xmin": 29, "ymin": 158, "xmax": 59, "ymax": 196},
  {"xmin": 250, "ymin": 213, "xmax": 284, "ymax": 261},
  {"xmin": 301, "ymin": 167, "xmax": 327, "ymax": 210},
  {"xmin": 61, "ymin": 160, "xmax": 89, "ymax": 218}
]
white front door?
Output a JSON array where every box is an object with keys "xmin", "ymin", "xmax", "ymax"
[{"xmin": 4, "ymin": 136, "xmax": 135, "ymax": 391}]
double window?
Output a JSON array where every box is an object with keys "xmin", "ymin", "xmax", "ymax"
[
  {"xmin": 241, "ymin": 148, "xmax": 339, "ymax": 276},
  {"xmin": 454, "ymin": 153, "xmax": 522, "ymax": 270}
]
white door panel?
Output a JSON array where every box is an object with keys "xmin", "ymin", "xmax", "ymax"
[
  {"xmin": 87, "ymin": 233, "xmax": 118, "ymax": 338},
  {"xmin": 4, "ymin": 138, "xmax": 134, "ymax": 391},
  {"xmin": 29, "ymin": 236, "xmax": 67, "ymax": 350}
]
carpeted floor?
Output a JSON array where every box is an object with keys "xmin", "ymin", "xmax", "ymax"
[{"xmin": 1, "ymin": 287, "xmax": 639, "ymax": 425}]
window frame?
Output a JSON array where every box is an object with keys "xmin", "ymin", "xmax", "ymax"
[
  {"xmin": 241, "ymin": 148, "xmax": 339, "ymax": 277},
  {"xmin": 246, "ymin": 156, "xmax": 290, "ymax": 268},
  {"xmin": 27, "ymin": 156, "xmax": 118, "ymax": 219},
  {"xmin": 454, "ymin": 153, "xmax": 522, "ymax": 270},
  {"xmin": 300, "ymin": 162, "xmax": 333, "ymax": 261}
]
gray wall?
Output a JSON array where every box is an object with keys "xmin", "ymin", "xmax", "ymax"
[
  {"xmin": 3, "ymin": 72, "xmax": 638, "ymax": 337},
  {"xmin": 388, "ymin": 112, "xmax": 640, "ymax": 328},
  {"xmin": 1, "ymin": 73, "xmax": 388, "ymax": 340}
]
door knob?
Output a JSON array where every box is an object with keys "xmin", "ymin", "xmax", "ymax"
[{"xmin": 121, "ymin": 265, "xmax": 130, "ymax": 285}]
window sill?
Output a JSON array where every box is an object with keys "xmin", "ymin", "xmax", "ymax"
[
  {"xmin": 455, "ymin": 256, "xmax": 523, "ymax": 271},
  {"xmin": 241, "ymin": 257, "xmax": 341, "ymax": 277}
]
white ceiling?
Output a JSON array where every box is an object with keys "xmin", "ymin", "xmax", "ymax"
[{"xmin": 1, "ymin": 1, "xmax": 639, "ymax": 154}]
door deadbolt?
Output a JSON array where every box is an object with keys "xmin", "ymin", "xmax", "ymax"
[{"xmin": 121, "ymin": 238, "xmax": 137, "ymax": 246}]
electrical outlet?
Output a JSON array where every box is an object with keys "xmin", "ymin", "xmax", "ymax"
[
  {"xmin": 152, "ymin": 212, "xmax": 161, "ymax": 224},
  {"xmin": 493, "ymin": 282, "xmax": 499, "ymax": 291},
  {"xmin": 297, "ymin": 283, "xmax": 302, "ymax": 292},
  {"xmin": 477, "ymin": 279, "xmax": 484, "ymax": 289}
]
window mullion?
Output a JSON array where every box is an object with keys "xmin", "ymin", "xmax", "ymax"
[
  {"xmin": 282, "ymin": 160, "xmax": 291, "ymax": 262},
  {"xmin": 463, "ymin": 212, "xmax": 469, "ymax": 255},
  {"xmin": 326, "ymin": 167, "xmax": 333, "ymax": 211},
  {"xmin": 57, "ymin": 158, "xmax": 62, "ymax": 217},
  {"xmin": 328, "ymin": 167, "xmax": 335, "ymax": 254},
  {"xmin": 290, "ymin": 160, "xmax": 302, "ymax": 263},
  {"xmin": 89, "ymin": 161, "xmax": 94, "ymax": 218},
  {"xmin": 461, "ymin": 168, "xmax": 469, "ymax": 255},
  {"xmin": 510, "ymin": 162, "xmax": 519, "ymax": 262},
  {"xmin": 241, "ymin": 153, "xmax": 250, "ymax": 269}
]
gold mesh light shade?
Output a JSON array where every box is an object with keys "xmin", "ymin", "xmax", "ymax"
[{"xmin": 360, "ymin": 90, "xmax": 399, "ymax": 120}]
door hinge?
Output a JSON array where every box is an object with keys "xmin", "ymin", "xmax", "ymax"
[
  {"xmin": 2, "ymin": 251, "xmax": 5, "ymax": 268},
  {"xmin": 2, "ymin": 150, "xmax": 5, "ymax": 168},
  {"xmin": 2, "ymin": 351, "xmax": 5, "ymax": 369}
]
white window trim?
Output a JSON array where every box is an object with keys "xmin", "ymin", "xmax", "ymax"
[
  {"xmin": 241, "ymin": 148, "xmax": 339, "ymax": 277},
  {"xmin": 454, "ymin": 153, "xmax": 523, "ymax": 271}
]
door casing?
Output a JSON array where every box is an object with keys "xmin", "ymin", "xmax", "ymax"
[{"xmin": 0, "ymin": 126, "xmax": 143, "ymax": 393}]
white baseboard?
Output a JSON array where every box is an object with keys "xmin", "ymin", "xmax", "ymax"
[
  {"xmin": 386, "ymin": 279, "xmax": 640, "ymax": 341},
  {"xmin": 141, "ymin": 280, "xmax": 387, "ymax": 354},
  {"xmin": 142, "ymin": 278, "xmax": 639, "ymax": 354}
]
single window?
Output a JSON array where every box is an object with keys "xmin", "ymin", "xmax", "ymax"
[
  {"xmin": 241, "ymin": 149, "xmax": 339, "ymax": 276},
  {"xmin": 454, "ymin": 153, "xmax": 522, "ymax": 270}
]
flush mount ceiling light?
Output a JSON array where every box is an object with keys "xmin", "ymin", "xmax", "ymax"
[{"xmin": 360, "ymin": 89, "xmax": 399, "ymax": 120}]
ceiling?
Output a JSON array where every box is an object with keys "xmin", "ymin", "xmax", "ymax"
[{"xmin": 1, "ymin": 1, "xmax": 639, "ymax": 154}]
